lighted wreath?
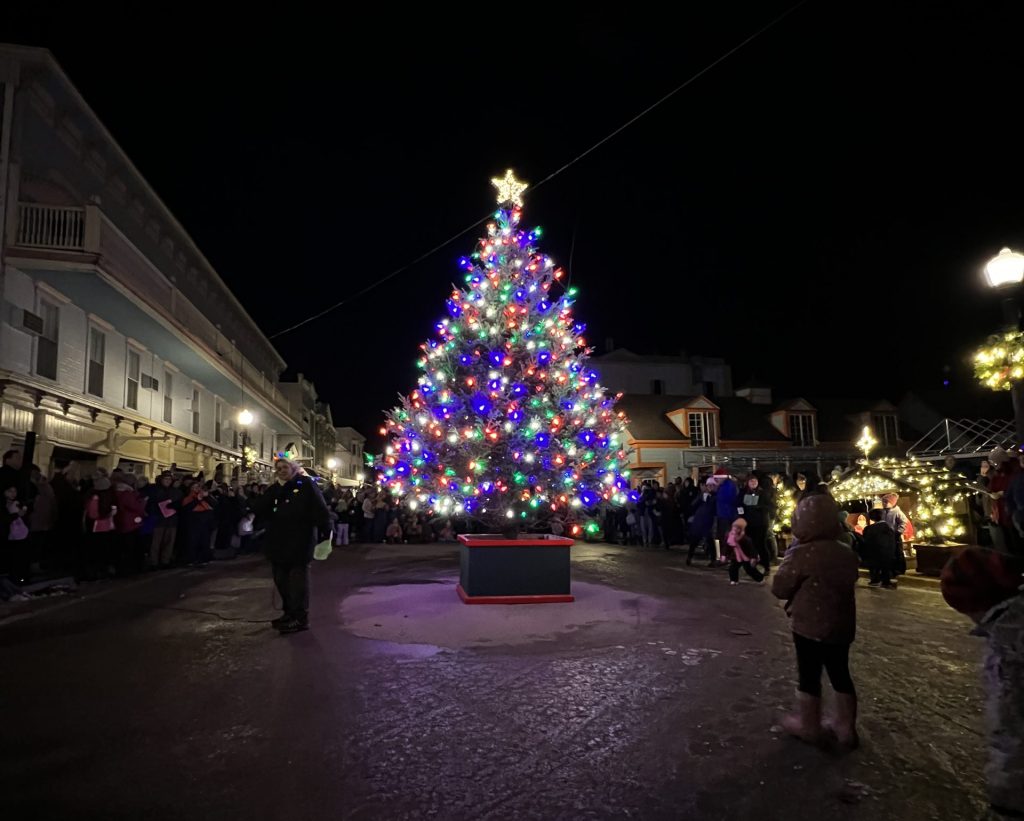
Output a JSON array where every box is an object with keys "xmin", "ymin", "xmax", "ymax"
[{"xmin": 974, "ymin": 330, "xmax": 1024, "ymax": 391}]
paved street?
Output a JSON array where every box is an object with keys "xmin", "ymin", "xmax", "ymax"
[{"xmin": 1, "ymin": 542, "xmax": 988, "ymax": 821}]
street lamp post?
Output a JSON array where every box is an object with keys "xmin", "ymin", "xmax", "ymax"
[
  {"xmin": 237, "ymin": 409, "xmax": 254, "ymax": 472},
  {"xmin": 984, "ymin": 248, "xmax": 1024, "ymax": 442},
  {"xmin": 327, "ymin": 457, "xmax": 338, "ymax": 484}
]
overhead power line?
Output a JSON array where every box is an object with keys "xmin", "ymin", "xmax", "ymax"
[{"xmin": 269, "ymin": 0, "xmax": 812, "ymax": 340}]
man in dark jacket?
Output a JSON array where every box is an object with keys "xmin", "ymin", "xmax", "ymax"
[
  {"xmin": 255, "ymin": 459, "xmax": 330, "ymax": 634},
  {"xmin": 146, "ymin": 472, "xmax": 181, "ymax": 569},
  {"xmin": 687, "ymin": 481, "xmax": 717, "ymax": 566},
  {"xmin": 860, "ymin": 508, "xmax": 897, "ymax": 589}
]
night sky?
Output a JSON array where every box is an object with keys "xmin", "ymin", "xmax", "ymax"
[{"xmin": 7, "ymin": 2, "xmax": 1024, "ymax": 443}]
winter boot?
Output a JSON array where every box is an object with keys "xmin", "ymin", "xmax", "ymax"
[
  {"xmin": 781, "ymin": 692, "xmax": 822, "ymax": 744},
  {"xmin": 826, "ymin": 692, "xmax": 859, "ymax": 749}
]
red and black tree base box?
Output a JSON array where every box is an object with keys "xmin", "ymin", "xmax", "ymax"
[{"xmin": 456, "ymin": 534, "xmax": 575, "ymax": 604}]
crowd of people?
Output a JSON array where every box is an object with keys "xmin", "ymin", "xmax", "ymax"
[
  {"xmin": 0, "ymin": 448, "xmax": 471, "ymax": 596},
  {"xmin": 0, "ymin": 448, "xmax": 285, "ymax": 588},
  {"xmin": 325, "ymin": 485, "xmax": 460, "ymax": 547},
  {"xmin": 595, "ymin": 467, "xmax": 911, "ymax": 591}
]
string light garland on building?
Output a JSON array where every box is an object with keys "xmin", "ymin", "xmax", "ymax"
[
  {"xmin": 973, "ymin": 330, "xmax": 1024, "ymax": 391},
  {"xmin": 829, "ymin": 457, "xmax": 979, "ymax": 544},
  {"xmin": 373, "ymin": 173, "xmax": 632, "ymax": 530}
]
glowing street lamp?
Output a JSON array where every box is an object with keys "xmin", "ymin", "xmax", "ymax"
[
  {"xmin": 856, "ymin": 425, "xmax": 877, "ymax": 463},
  {"xmin": 237, "ymin": 409, "xmax": 254, "ymax": 469},
  {"xmin": 985, "ymin": 247, "xmax": 1024, "ymax": 289},
  {"xmin": 982, "ymin": 248, "xmax": 1024, "ymax": 439}
]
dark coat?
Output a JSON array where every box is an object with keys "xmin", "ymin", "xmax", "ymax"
[
  {"xmin": 859, "ymin": 520, "xmax": 896, "ymax": 569},
  {"xmin": 254, "ymin": 476, "xmax": 330, "ymax": 564},
  {"xmin": 690, "ymin": 492, "xmax": 716, "ymax": 538},
  {"xmin": 146, "ymin": 484, "xmax": 181, "ymax": 526},
  {"xmin": 740, "ymin": 486, "xmax": 768, "ymax": 529}
]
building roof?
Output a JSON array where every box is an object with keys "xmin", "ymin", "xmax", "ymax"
[
  {"xmin": 616, "ymin": 394, "xmax": 691, "ymax": 442},
  {"xmin": 0, "ymin": 43, "xmax": 287, "ymax": 375},
  {"xmin": 790, "ymin": 397, "xmax": 899, "ymax": 442},
  {"xmin": 735, "ymin": 376, "xmax": 773, "ymax": 390},
  {"xmin": 901, "ymin": 388, "xmax": 1012, "ymax": 422},
  {"xmin": 715, "ymin": 398, "xmax": 788, "ymax": 442}
]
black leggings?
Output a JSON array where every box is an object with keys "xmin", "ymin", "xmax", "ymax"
[{"xmin": 793, "ymin": 632, "xmax": 855, "ymax": 697}]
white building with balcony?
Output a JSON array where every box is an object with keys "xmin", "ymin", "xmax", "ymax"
[
  {"xmin": 0, "ymin": 44, "xmax": 300, "ymax": 478},
  {"xmin": 334, "ymin": 426, "xmax": 367, "ymax": 487}
]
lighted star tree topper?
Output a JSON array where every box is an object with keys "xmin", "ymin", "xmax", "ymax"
[{"xmin": 374, "ymin": 171, "xmax": 632, "ymax": 531}]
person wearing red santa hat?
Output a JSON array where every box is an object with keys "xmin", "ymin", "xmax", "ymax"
[{"xmin": 712, "ymin": 466, "xmax": 738, "ymax": 565}]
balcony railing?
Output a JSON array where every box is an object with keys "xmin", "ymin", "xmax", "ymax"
[{"xmin": 15, "ymin": 203, "xmax": 87, "ymax": 250}]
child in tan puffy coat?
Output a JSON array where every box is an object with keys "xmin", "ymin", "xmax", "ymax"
[{"xmin": 771, "ymin": 493, "xmax": 861, "ymax": 748}]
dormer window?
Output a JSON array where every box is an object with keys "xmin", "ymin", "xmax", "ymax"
[
  {"xmin": 790, "ymin": 413, "xmax": 815, "ymax": 446},
  {"xmin": 873, "ymin": 413, "xmax": 899, "ymax": 445},
  {"xmin": 688, "ymin": 411, "xmax": 718, "ymax": 447}
]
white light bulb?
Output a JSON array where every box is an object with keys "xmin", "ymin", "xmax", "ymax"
[
  {"xmin": 409, "ymin": 500, "xmax": 418, "ymax": 510},
  {"xmin": 506, "ymin": 509, "xmax": 515, "ymax": 518}
]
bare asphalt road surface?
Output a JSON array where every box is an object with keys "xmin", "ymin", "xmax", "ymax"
[{"xmin": 0, "ymin": 541, "xmax": 987, "ymax": 820}]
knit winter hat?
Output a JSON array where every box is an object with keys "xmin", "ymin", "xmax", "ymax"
[
  {"xmin": 940, "ymin": 548, "xmax": 1024, "ymax": 616},
  {"xmin": 989, "ymin": 446, "xmax": 1010, "ymax": 466},
  {"xmin": 713, "ymin": 466, "xmax": 730, "ymax": 477}
]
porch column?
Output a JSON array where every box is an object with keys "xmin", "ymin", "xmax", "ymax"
[{"xmin": 31, "ymin": 409, "xmax": 54, "ymax": 471}]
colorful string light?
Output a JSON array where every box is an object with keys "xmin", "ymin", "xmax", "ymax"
[{"xmin": 374, "ymin": 175, "xmax": 631, "ymax": 529}]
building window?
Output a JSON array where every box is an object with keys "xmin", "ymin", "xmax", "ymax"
[
  {"xmin": 651, "ymin": 379, "xmax": 664, "ymax": 395},
  {"xmin": 87, "ymin": 328, "xmax": 105, "ymax": 396},
  {"xmin": 35, "ymin": 301, "xmax": 59, "ymax": 380},
  {"xmin": 126, "ymin": 349, "xmax": 141, "ymax": 410},
  {"xmin": 873, "ymin": 414, "xmax": 899, "ymax": 446},
  {"xmin": 214, "ymin": 400, "xmax": 222, "ymax": 443},
  {"xmin": 164, "ymin": 371, "xmax": 173, "ymax": 423},
  {"xmin": 790, "ymin": 413, "xmax": 815, "ymax": 446},
  {"xmin": 688, "ymin": 411, "xmax": 718, "ymax": 448},
  {"xmin": 191, "ymin": 387, "xmax": 201, "ymax": 435},
  {"xmin": 259, "ymin": 430, "xmax": 264, "ymax": 459}
]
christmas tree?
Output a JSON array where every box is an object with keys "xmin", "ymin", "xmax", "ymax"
[{"xmin": 374, "ymin": 171, "xmax": 632, "ymax": 533}]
